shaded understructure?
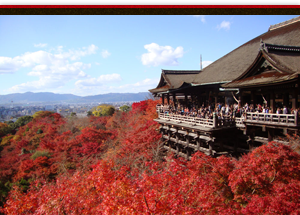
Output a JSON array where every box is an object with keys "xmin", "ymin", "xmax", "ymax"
[{"xmin": 149, "ymin": 17, "xmax": 300, "ymax": 159}]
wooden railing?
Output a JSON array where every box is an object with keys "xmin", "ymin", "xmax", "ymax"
[
  {"xmin": 159, "ymin": 113, "xmax": 214, "ymax": 127},
  {"xmin": 158, "ymin": 113, "xmax": 235, "ymax": 129},
  {"xmin": 235, "ymin": 117, "xmax": 245, "ymax": 128},
  {"xmin": 244, "ymin": 112, "xmax": 298, "ymax": 126},
  {"xmin": 157, "ymin": 105, "xmax": 299, "ymax": 128}
]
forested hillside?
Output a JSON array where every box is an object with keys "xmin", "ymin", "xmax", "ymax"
[{"xmin": 0, "ymin": 99, "xmax": 300, "ymax": 214}]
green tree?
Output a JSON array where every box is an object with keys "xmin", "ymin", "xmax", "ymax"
[
  {"xmin": 119, "ymin": 105, "xmax": 130, "ymax": 112},
  {"xmin": 0, "ymin": 123, "xmax": 13, "ymax": 138},
  {"xmin": 13, "ymin": 116, "xmax": 33, "ymax": 130},
  {"xmin": 70, "ymin": 112, "xmax": 77, "ymax": 117},
  {"xmin": 91, "ymin": 105, "xmax": 115, "ymax": 117},
  {"xmin": 32, "ymin": 111, "xmax": 53, "ymax": 119}
]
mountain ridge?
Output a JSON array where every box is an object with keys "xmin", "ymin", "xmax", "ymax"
[{"xmin": 0, "ymin": 92, "xmax": 150, "ymax": 104}]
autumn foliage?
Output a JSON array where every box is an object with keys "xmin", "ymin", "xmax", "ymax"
[{"xmin": 1, "ymin": 100, "xmax": 300, "ymax": 214}]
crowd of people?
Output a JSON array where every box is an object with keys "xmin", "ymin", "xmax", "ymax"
[{"xmin": 158, "ymin": 102, "xmax": 298, "ymax": 120}]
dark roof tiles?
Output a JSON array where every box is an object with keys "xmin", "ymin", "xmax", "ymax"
[{"xmin": 192, "ymin": 19, "xmax": 300, "ymax": 85}]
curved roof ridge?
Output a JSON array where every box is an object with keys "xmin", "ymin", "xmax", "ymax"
[
  {"xmin": 162, "ymin": 69, "xmax": 201, "ymax": 75},
  {"xmin": 269, "ymin": 16, "xmax": 300, "ymax": 31}
]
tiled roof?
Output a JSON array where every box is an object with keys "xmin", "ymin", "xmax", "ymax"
[
  {"xmin": 149, "ymin": 70, "xmax": 201, "ymax": 93},
  {"xmin": 150, "ymin": 16, "xmax": 300, "ymax": 93},
  {"xmin": 191, "ymin": 17, "xmax": 300, "ymax": 85},
  {"xmin": 223, "ymin": 71, "xmax": 298, "ymax": 88},
  {"xmin": 268, "ymin": 16, "xmax": 300, "ymax": 31}
]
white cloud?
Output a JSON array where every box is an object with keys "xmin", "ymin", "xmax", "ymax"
[
  {"xmin": 193, "ymin": 15, "xmax": 205, "ymax": 23},
  {"xmin": 72, "ymin": 77, "xmax": 159, "ymax": 96},
  {"xmin": 141, "ymin": 43, "xmax": 184, "ymax": 67},
  {"xmin": 62, "ymin": 44, "xmax": 98, "ymax": 61},
  {"xmin": 202, "ymin": 61, "xmax": 213, "ymax": 68},
  {"xmin": 75, "ymin": 73, "xmax": 121, "ymax": 87},
  {"xmin": 217, "ymin": 21, "xmax": 231, "ymax": 31},
  {"xmin": 118, "ymin": 78, "xmax": 159, "ymax": 91},
  {"xmin": 34, "ymin": 43, "xmax": 47, "ymax": 48},
  {"xmin": 101, "ymin": 50, "xmax": 111, "ymax": 58},
  {"xmin": 2, "ymin": 44, "xmax": 97, "ymax": 93}
]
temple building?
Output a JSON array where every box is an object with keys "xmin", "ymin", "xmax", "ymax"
[{"xmin": 149, "ymin": 16, "xmax": 300, "ymax": 159}]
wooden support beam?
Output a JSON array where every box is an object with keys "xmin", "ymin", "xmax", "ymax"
[
  {"xmin": 283, "ymin": 92, "xmax": 289, "ymax": 107},
  {"xmin": 196, "ymin": 132, "xmax": 200, "ymax": 151},
  {"xmin": 214, "ymin": 96, "xmax": 218, "ymax": 108},
  {"xmin": 251, "ymin": 91, "xmax": 256, "ymax": 107},
  {"xmin": 234, "ymin": 137, "xmax": 238, "ymax": 153},
  {"xmin": 209, "ymin": 141, "xmax": 214, "ymax": 156},
  {"xmin": 209, "ymin": 136, "xmax": 215, "ymax": 156},
  {"xmin": 186, "ymin": 133, "xmax": 189, "ymax": 148},
  {"xmin": 292, "ymin": 87, "xmax": 298, "ymax": 110},
  {"xmin": 268, "ymin": 128, "xmax": 274, "ymax": 142},
  {"xmin": 185, "ymin": 94, "xmax": 188, "ymax": 107},
  {"xmin": 186, "ymin": 148, "xmax": 191, "ymax": 160},
  {"xmin": 172, "ymin": 93, "xmax": 177, "ymax": 110},
  {"xmin": 270, "ymin": 92, "xmax": 275, "ymax": 113},
  {"xmin": 239, "ymin": 90, "xmax": 243, "ymax": 108},
  {"xmin": 219, "ymin": 140, "xmax": 224, "ymax": 151},
  {"xmin": 248, "ymin": 129, "xmax": 255, "ymax": 150}
]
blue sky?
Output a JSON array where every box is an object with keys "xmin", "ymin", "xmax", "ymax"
[{"xmin": 0, "ymin": 15, "xmax": 298, "ymax": 96}]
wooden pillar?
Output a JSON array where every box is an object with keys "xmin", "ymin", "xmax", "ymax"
[
  {"xmin": 167, "ymin": 94, "xmax": 170, "ymax": 105},
  {"xmin": 191, "ymin": 94, "xmax": 195, "ymax": 105},
  {"xmin": 172, "ymin": 93, "xmax": 177, "ymax": 110},
  {"xmin": 239, "ymin": 90, "xmax": 243, "ymax": 108},
  {"xmin": 251, "ymin": 91, "xmax": 256, "ymax": 106},
  {"xmin": 176, "ymin": 144, "xmax": 179, "ymax": 155},
  {"xmin": 219, "ymin": 139, "xmax": 224, "ymax": 151},
  {"xmin": 283, "ymin": 92, "xmax": 289, "ymax": 107},
  {"xmin": 213, "ymin": 112, "xmax": 217, "ymax": 128},
  {"xmin": 162, "ymin": 94, "xmax": 165, "ymax": 105},
  {"xmin": 185, "ymin": 131, "xmax": 190, "ymax": 160},
  {"xmin": 196, "ymin": 136, "xmax": 200, "ymax": 151},
  {"xmin": 248, "ymin": 131, "xmax": 254, "ymax": 150},
  {"xmin": 160, "ymin": 127, "xmax": 164, "ymax": 140},
  {"xmin": 206, "ymin": 91, "xmax": 210, "ymax": 106},
  {"xmin": 197, "ymin": 94, "xmax": 201, "ymax": 108},
  {"xmin": 234, "ymin": 137, "xmax": 238, "ymax": 154},
  {"xmin": 268, "ymin": 128, "xmax": 274, "ymax": 142},
  {"xmin": 209, "ymin": 140, "xmax": 214, "ymax": 156},
  {"xmin": 292, "ymin": 88, "xmax": 298, "ymax": 110},
  {"xmin": 186, "ymin": 148, "xmax": 191, "ymax": 160},
  {"xmin": 167, "ymin": 126, "xmax": 170, "ymax": 140},
  {"xmin": 175, "ymin": 130, "xmax": 179, "ymax": 155},
  {"xmin": 185, "ymin": 94, "xmax": 188, "ymax": 107},
  {"xmin": 270, "ymin": 92, "xmax": 275, "ymax": 113},
  {"xmin": 214, "ymin": 92, "xmax": 218, "ymax": 108},
  {"xmin": 266, "ymin": 93, "xmax": 270, "ymax": 108},
  {"xmin": 185, "ymin": 132, "xmax": 189, "ymax": 148}
]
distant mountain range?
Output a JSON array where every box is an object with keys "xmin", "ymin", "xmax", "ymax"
[{"xmin": 0, "ymin": 92, "xmax": 151, "ymax": 104}]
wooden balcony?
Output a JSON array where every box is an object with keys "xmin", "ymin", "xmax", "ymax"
[
  {"xmin": 156, "ymin": 105, "xmax": 299, "ymax": 130},
  {"xmin": 244, "ymin": 112, "xmax": 299, "ymax": 128},
  {"xmin": 157, "ymin": 113, "xmax": 235, "ymax": 131}
]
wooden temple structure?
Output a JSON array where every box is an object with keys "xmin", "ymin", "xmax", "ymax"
[{"xmin": 149, "ymin": 16, "xmax": 300, "ymax": 159}]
